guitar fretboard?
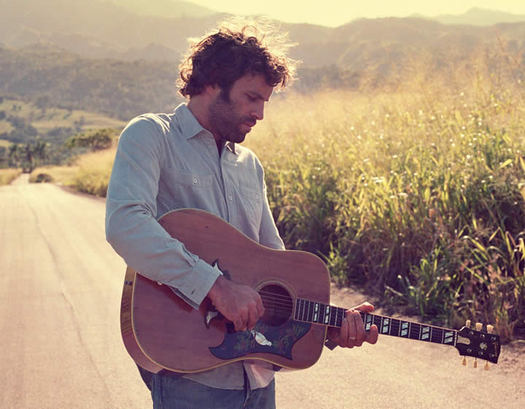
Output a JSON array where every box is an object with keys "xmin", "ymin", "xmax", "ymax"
[{"xmin": 294, "ymin": 298, "xmax": 457, "ymax": 346}]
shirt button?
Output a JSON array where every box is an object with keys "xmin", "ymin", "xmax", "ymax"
[
  {"xmin": 228, "ymin": 195, "xmax": 233, "ymax": 201},
  {"xmin": 193, "ymin": 177, "xmax": 198, "ymax": 184}
]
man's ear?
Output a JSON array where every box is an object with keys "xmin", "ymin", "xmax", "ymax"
[{"xmin": 204, "ymin": 84, "xmax": 221, "ymax": 98}]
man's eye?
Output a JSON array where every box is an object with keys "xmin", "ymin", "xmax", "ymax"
[{"xmin": 247, "ymin": 95, "xmax": 257, "ymax": 102}]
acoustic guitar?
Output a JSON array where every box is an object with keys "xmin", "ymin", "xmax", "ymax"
[{"xmin": 120, "ymin": 208, "xmax": 501, "ymax": 374}]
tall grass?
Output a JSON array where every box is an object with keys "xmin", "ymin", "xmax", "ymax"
[
  {"xmin": 30, "ymin": 147, "xmax": 116, "ymax": 197},
  {"xmin": 247, "ymin": 82, "xmax": 525, "ymax": 340},
  {"xmin": 33, "ymin": 69, "xmax": 525, "ymax": 340},
  {"xmin": 0, "ymin": 168, "xmax": 22, "ymax": 185}
]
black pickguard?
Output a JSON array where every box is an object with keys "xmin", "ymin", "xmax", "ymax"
[{"xmin": 209, "ymin": 320, "xmax": 311, "ymax": 360}]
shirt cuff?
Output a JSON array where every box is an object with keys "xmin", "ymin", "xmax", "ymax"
[{"xmin": 168, "ymin": 259, "xmax": 223, "ymax": 309}]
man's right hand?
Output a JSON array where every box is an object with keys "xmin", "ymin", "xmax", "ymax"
[{"xmin": 207, "ymin": 275, "xmax": 264, "ymax": 332}]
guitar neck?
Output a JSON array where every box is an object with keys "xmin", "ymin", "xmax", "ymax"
[{"xmin": 294, "ymin": 298, "xmax": 457, "ymax": 347}]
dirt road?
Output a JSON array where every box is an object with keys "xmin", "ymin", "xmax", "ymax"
[{"xmin": 0, "ymin": 175, "xmax": 523, "ymax": 409}]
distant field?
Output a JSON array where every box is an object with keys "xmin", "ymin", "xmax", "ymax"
[
  {"xmin": 0, "ymin": 122, "xmax": 13, "ymax": 134},
  {"xmin": 0, "ymin": 98, "xmax": 125, "ymax": 133},
  {"xmin": 32, "ymin": 110, "xmax": 125, "ymax": 132}
]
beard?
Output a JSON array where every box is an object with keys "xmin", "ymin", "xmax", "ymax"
[{"xmin": 208, "ymin": 89, "xmax": 255, "ymax": 144}]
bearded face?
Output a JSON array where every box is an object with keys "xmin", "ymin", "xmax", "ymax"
[{"xmin": 207, "ymin": 74, "xmax": 273, "ymax": 145}]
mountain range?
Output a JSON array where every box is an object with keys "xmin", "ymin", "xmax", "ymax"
[
  {"xmin": 1, "ymin": 0, "xmax": 525, "ymax": 65},
  {"xmin": 0, "ymin": 0, "xmax": 524, "ymax": 120}
]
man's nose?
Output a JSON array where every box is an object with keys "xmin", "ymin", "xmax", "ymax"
[{"xmin": 253, "ymin": 101, "xmax": 264, "ymax": 120}]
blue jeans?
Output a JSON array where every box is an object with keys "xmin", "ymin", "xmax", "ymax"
[{"xmin": 145, "ymin": 370, "xmax": 276, "ymax": 409}]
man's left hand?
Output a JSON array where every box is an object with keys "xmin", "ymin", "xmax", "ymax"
[{"xmin": 327, "ymin": 302, "xmax": 379, "ymax": 348}]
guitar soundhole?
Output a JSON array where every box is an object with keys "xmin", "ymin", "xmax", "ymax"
[{"xmin": 259, "ymin": 284, "xmax": 293, "ymax": 327}]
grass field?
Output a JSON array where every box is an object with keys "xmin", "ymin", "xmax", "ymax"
[
  {"xmin": 0, "ymin": 98, "xmax": 125, "ymax": 133},
  {"xmin": 245, "ymin": 83, "xmax": 525, "ymax": 341},
  {"xmin": 27, "ymin": 77, "xmax": 525, "ymax": 341}
]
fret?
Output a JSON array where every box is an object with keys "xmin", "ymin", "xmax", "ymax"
[
  {"xmin": 443, "ymin": 330, "xmax": 456, "ymax": 345},
  {"xmin": 306, "ymin": 300, "xmax": 312, "ymax": 322},
  {"xmin": 332, "ymin": 307, "xmax": 339, "ymax": 326},
  {"xmin": 400, "ymin": 321, "xmax": 410, "ymax": 337},
  {"xmin": 324, "ymin": 305, "xmax": 330, "ymax": 324},
  {"xmin": 410, "ymin": 322, "xmax": 420, "ymax": 340},
  {"xmin": 364, "ymin": 313, "xmax": 374, "ymax": 331},
  {"xmin": 313, "ymin": 302, "xmax": 320, "ymax": 323},
  {"xmin": 389, "ymin": 317, "xmax": 400, "ymax": 336},
  {"xmin": 297, "ymin": 299, "xmax": 303, "ymax": 321},
  {"xmin": 329, "ymin": 305, "xmax": 336, "ymax": 326},
  {"xmin": 380, "ymin": 317, "xmax": 391, "ymax": 335},
  {"xmin": 420, "ymin": 325, "xmax": 431, "ymax": 342},
  {"xmin": 337, "ymin": 307, "xmax": 343, "ymax": 326},
  {"xmin": 431, "ymin": 327, "xmax": 443, "ymax": 343}
]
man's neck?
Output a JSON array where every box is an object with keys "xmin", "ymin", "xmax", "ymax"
[{"xmin": 187, "ymin": 96, "xmax": 222, "ymax": 154}]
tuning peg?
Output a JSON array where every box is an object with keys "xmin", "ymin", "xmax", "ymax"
[
  {"xmin": 486, "ymin": 324, "xmax": 494, "ymax": 334},
  {"xmin": 475, "ymin": 322, "xmax": 483, "ymax": 331},
  {"xmin": 466, "ymin": 320, "xmax": 471, "ymax": 328},
  {"xmin": 484, "ymin": 361, "xmax": 490, "ymax": 370},
  {"xmin": 462, "ymin": 357, "xmax": 467, "ymax": 366},
  {"xmin": 474, "ymin": 358, "xmax": 478, "ymax": 368}
]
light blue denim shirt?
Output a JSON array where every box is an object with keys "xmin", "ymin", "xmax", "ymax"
[{"xmin": 106, "ymin": 103, "xmax": 284, "ymax": 389}]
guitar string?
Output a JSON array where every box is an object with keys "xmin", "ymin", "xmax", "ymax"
[
  {"xmin": 259, "ymin": 296, "xmax": 293, "ymax": 307},
  {"xmin": 259, "ymin": 295, "xmax": 292, "ymax": 304},
  {"xmin": 258, "ymin": 291, "xmax": 294, "ymax": 301},
  {"xmin": 255, "ymin": 300, "xmax": 464, "ymax": 344},
  {"xmin": 261, "ymin": 291, "xmax": 451, "ymax": 333},
  {"xmin": 259, "ymin": 292, "xmax": 451, "ymax": 334}
]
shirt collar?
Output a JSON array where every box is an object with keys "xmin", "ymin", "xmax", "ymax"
[
  {"xmin": 174, "ymin": 103, "xmax": 206, "ymax": 139},
  {"xmin": 173, "ymin": 103, "xmax": 238, "ymax": 155}
]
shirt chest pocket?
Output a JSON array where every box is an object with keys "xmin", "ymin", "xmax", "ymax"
[
  {"xmin": 171, "ymin": 171, "xmax": 214, "ymax": 188},
  {"xmin": 164, "ymin": 170, "xmax": 216, "ymax": 209},
  {"xmin": 238, "ymin": 184, "xmax": 263, "ymax": 224}
]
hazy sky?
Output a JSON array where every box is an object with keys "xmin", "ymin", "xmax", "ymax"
[{"xmin": 190, "ymin": 0, "xmax": 525, "ymax": 27}]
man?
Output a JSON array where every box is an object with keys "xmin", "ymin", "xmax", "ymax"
[{"xmin": 106, "ymin": 22, "xmax": 378, "ymax": 409}]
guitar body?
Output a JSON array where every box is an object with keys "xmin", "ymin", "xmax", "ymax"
[{"xmin": 120, "ymin": 209, "xmax": 331, "ymax": 374}]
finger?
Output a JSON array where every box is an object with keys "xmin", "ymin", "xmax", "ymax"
[
  {"xmin": 354, "ymin": 302, "xmax": 375, "ymax": 313},
  {"xmin": 256, "ymin": 296, "xmax": 265, "ymax": 319},
  {"xmin": 366, "ymin": 324, "xmax": 379, "ymax": 344},
  {"xmin": 340, "ymin": 316, "xmax": 350, "ymax": 348},
  {"xmin": 234, "ymin": 318, "xmax": 245, "ymax": 332},
  {"xmin": 346, "ymin": 310, "xmax": 363, "ymax": 346},
  {"xmin": 247, "ymin": 304, "xmax": 258, "ymax": 330},
  {"xmin": 350, "ymin": 310, "xmax": 365, "ymax": 346},
  {"xmin": 236, "ymin": 308, "xmax": 249, "ymax": 331}
]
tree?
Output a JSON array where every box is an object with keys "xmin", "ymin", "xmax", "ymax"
[
  {"xmin": 66, "ymin": 128, "xmax": 115, "ymax": 151},
  {"xmin": 33, "ymin": 140, "xmax": 49, "ymax": 166},
  {"xmin": 7, "ymin": 141, "xmax": 49, "ymax": 171},
  {"xmin": 8, "ymin": 144, "xmax": 21, "ymax": 167}
]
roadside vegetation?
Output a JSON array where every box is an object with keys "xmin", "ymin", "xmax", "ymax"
[
  {"xmin": 6, "ymin": 54, "xmax": 525, "ymax": 342},
  {"xmin": 247, "ymin": 77, "xmax": 525, "ymax": 342},
  {"xmin": 25, "ymin": 74, "xmax": 525, "ymax": 342},
  {"xmin": 0, "ymin": 168, "xmax": 21, "ymax": 185}
]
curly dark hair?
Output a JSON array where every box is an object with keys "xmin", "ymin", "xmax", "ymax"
[{"xmin": 178, "ymin": 21, "xmax": 296, "ymax": 97}]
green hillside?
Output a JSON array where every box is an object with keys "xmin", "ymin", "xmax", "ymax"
[{"xmin": 0, "ymin": 97, "xmax": 125, "ymax": 168}]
